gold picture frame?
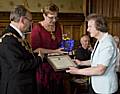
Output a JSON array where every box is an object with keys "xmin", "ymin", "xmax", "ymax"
[{"xmin": 47, "ymin": 55, "xmax": 77, "ymax": 71}]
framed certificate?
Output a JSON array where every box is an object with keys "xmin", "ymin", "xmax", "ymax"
[{"xmin": 47, "ymin": 55, "xmax": 77, "ymax": 71}]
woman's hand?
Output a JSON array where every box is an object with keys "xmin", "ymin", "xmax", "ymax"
[
  {"xmin": 55, "ymin": 48, "xmax": 66, "ymax": 54},
  {"xmin": 74, "ymin": 59, "xmax": 81, "ymax": 65},
  {"xmin": 75, "ymin": 60, "xmax": 91, "ymax": 66},
  {"xmin": 66, "ymin": 66, "xmax": 80, "ymax": 74},
  {"xmin": 33, "ymin": 47, "xmax": 67, "ymax": 55}
]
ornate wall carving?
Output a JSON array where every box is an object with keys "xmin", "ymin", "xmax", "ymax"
[{"xmin": 0, "ymin": 0, "xmax": 83, "ymax": 13}]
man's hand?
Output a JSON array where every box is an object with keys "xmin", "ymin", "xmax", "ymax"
[{"xmin": 33, "ymin": 48, "xmax": 41, "ymax": 53}]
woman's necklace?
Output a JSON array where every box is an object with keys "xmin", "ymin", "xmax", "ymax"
[
  {"xmin": 50, "ymin": 31, "xmax": 56, "ymax": 40},
  {"xmin": 41, "ymin": 21, "xmax": 56, "ymax": 40}
]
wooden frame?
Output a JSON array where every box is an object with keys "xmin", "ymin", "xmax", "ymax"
[{"xmin": 47, "ymin": 55, "xmax": 76, "ymax": 71}]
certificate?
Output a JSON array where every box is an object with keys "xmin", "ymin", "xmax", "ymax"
[{"xmin": 47, "ymin": 55, "xmax": 77, "ymax": 71}]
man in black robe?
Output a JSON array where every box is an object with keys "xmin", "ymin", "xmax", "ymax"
[{"xmin": 0, "ymin": 5, "xmax": 42, "ymax": 94}]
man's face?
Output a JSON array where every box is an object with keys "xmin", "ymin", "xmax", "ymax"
[
  {"xmin": 22, "ymin": 12, "xmax": 32, "ymax": 32},
  {"xmin": 87, "ymin": 20, "xmax": 99, "ymax": 38},
  {"xmin": 80, "ymin": 36, "xmax": 90, "ymax": 49}
]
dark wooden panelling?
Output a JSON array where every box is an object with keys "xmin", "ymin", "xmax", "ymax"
[{"xmin": 91, "ymin": 0, "xmax": 120, "ymax": 37}]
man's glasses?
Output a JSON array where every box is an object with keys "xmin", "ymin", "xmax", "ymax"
[{"xmin": 24, "ymin": 16, "xmax": 32, "ymax": 22}]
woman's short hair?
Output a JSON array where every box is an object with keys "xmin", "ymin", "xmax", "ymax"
[
  {"xmin": 113, "ymin": 36, "xmax": 120, "ymax": 46},
  {"xmin": 86, "ymin": 13, "xmax": 108, "ymax": 33},
  {"xmin": 41, "ymin": 3, "xmax": 59, "ymax": 15}
]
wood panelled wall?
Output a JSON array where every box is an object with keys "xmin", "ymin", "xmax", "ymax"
[
  {"xmin": 91, "ymin": 0, "xmax": 120, "ymax": 37},
  {"xmin": 59, "ymin": 13, "xmax": 84, "ymax": 41}
]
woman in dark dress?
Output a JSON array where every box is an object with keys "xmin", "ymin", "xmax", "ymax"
[{"xmin": 31, "ymin": 3, "xmax": 65, "ymax": 94}]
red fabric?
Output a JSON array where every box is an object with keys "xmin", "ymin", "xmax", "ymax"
[
  {"xmin": 31, "ymin": 22, "xmax": 64, "ymax": 94},
  {"xmin": 31, "ymin": 23, "xmax": 62, "ymax": 50}
]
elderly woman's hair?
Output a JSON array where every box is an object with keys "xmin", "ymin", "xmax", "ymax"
[
  {"xmin": 113, "ymin": 36, "xmax": 120, "ymax": 45},
  {"xmin": 10, "ymin": 5, "xmax": 29, "ymax": 22},
  {"xmin": 86, "ymin": 13, "xmax": 108, "ymax": 33},
  {"xmin": 41, "ymin": 3, "xmax": 59, "ymax": 15}
]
